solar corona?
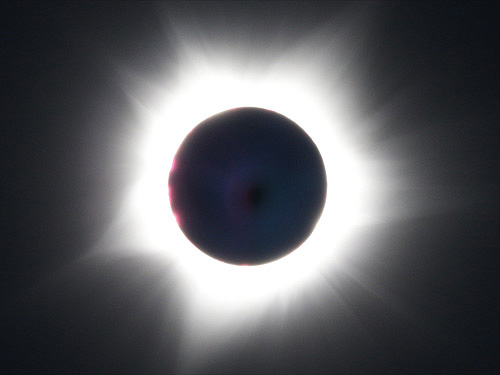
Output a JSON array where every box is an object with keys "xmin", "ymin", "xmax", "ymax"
[
  {"xmin": 98, "ymin": 12, "xmax": 370, "ymax": 367},
  {"xmin": 116, "ymin": 58, "xmax": 366, "ymax": 316}
]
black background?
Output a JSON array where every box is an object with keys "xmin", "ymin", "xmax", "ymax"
[{"xmin": 1, "ymin": 1, "xmax": 499, "ymax": 374}]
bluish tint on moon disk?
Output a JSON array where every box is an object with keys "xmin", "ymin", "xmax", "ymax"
[{"xmin": 168, "ymin": 107, "xmax": 327, "ymax": 265}]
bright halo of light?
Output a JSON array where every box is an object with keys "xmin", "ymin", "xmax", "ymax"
[
  {"xmin": 93, "ymin": 12, "xmax": 376, "ymax": 364},
  {"xmin": 125, "ymin": 65, "xmax": 367, "ymax": 303}
]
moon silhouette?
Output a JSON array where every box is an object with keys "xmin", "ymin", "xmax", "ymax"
[{"xmin": 168, "ymin": 107, "xmax": 327, "ymax": 265}]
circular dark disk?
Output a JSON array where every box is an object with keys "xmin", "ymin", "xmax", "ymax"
[{"xmin": 168, "ymin": 107, "xmax": 327, "ymax": 265}]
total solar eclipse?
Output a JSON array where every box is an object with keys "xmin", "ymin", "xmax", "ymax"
[{"xmin": 168, "ymin": 107, "xmax": 327, "ymax": 265}]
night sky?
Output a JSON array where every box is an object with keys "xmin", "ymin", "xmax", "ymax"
[{"xmin": 2, "ymin": 1, "xmax": 499, "ymax": 374}]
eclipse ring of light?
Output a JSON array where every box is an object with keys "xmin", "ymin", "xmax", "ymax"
[
  {"xmin": 107, "ymin": 43, "xmax": 370, "ymax": 323},
  {"xmin": 168, "ymin": 107, "xmax": 327, "ymax": 266}
]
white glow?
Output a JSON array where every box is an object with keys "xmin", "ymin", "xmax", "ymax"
[
  {"xmin": 124, "ymin": 65, "xmax": 367, "ymax": 298},
  {"xmin": 91, "ymin": 8, "xmax": 380, "ymax": 373}
]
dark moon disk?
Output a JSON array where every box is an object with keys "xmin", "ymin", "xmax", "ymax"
[{"xmin": 168, "ymin": 107, "xmax": 327, "ymax": 265}]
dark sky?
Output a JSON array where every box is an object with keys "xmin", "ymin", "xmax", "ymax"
[{"xmin": 1, "ymin": 1, "xmax": 499, "ymax": 374}]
